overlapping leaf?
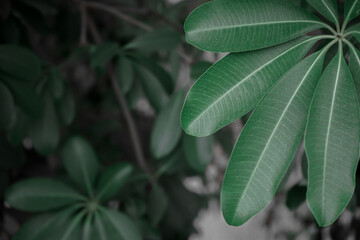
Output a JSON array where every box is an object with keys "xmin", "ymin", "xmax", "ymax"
[
  {"xmin": 305, "ymin": 50, "xmax": 360, "ymax": 227},
  {"xmin": 181, "ymin": 37, "xmax": 321, "ymax": 137},
  {"xmin": 221, "ymin": 49, "xmax": 327, "ymax": 226}
]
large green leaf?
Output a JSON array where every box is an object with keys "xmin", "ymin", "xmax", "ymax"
[
  {"xmin": 0, "ymin": 45, "xmax": 42, "ymax": 81},
  {"xmin": 29, "ymin": 95, "xmax": 60, "ymax": 156},
  {"xmin": 305, "ymin": 0, "xmax": 339, "ymax": 26},
  {"xmin": 5, "ymin": 178, "xmax": 85, "ymax": 212},
  {"xmin": 125, "ymin": 28, "xmax": 182, "ymax": 52},
  {"xmin": 61, "ymin": 136, "xmax": 99, "ymax": 196},
  {"xmin": 181, "ymin": 37, "xmax": 322, "ymax": 137},
  {"xmin": 184, "ymin": 0, "xmax": 329, "ymax": 52},
  {"xmin": 150, "ymin": 90, "xmax": 184, "ymax": 159},
  {"xmin": 98, "ymin": 208, "xmax": 142, "ymax": 240},
  {"xmin": 136, "ymin": 65, "xmax": 169, "ymax": 113},
  {"xmin": 183, "ymin": 134, "xmax": 214, "ymax": 173},
  {"xmin": 348, "ymin": 41, "xmax": 360, "ymax": 103},
  {"xmin": 305, "ymin": 49, "xmax": 359, "ymax": 227},
  {"xmin": 344, "ymin": 0, "xmax": 360, "ymax": 27},
  {"xmin": 0, "ymin": 81, "xmax": 15, "ymax": 130},
  {"xmin": 286, "ymin": 184, "xmax": 307, "ymax": 211},
  {"xmin": 96, "ymin": 162, "xmax": 133, "ymax": 201},
  {"xmin": 221, "ymin": 48, "xmax": 328, "ymax": 226}
]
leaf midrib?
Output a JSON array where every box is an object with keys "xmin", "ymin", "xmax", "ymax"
[
  {"xmin": 188, "ymin": 20, "xmax": 325, "ymax": 34},
  {"xmin": 344, "ymin": 0, "xmax": 359, "ymax": 27},
  {"xmin": 321, "ymin": 49, "xmax": 342, "ymax": 222},
  {"xmin": 321, "ymin": 0, "xmax": 338, "ymax": 24},
  {"xmin": 230, "ymin": 48, "xmax": 327, "ymax": 224},
  {"xmin": 187, "ymin": 37, "xmax": 322, "ymax": 130}
]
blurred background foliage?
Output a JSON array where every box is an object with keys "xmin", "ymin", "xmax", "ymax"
[{"xmin": 0, "ymin": 0, "xmax": 360, "ymax": 240}]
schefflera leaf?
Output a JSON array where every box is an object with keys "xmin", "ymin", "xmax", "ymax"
[
  {"xmin": 305, "ymin": 0, "xmax": 339, "ymax": 26},
  {"xmin": 221, "ymin": 47, "xmax": 329, "ymax": 226},
  {"xmin": 181, "ymin": 37, "xmax": 322, "ymax": 137},
  {"xmin": 305, "ymin": 50, "xmax": 360, "ymax": 227},
  {"xmin": 344, "ymin": 0, "xmax": 360, "ymax": 26},
  {"xmin": 151, "ymin": 90, "xmax": 184, "ymax": 159},
  {"xmin": 61, "ymin": 136, "xmax": 99, "ymax": 196},
  {"xmin": 184, "ymin": 0, "xmax": 328, "ymax": 52},
  {"xmin": 5, "ymin": 178, "xmax": 86, "ymax": 212},
  {"xmin": 96, "ymin": 162, "xmax": 133, "ymax": 202}
]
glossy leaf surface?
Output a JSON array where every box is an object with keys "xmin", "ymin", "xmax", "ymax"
[
  {"xmin": 221, "ymin": 50, "xmax": 326, "ymax": 226},
  {"xmin": 305, "ymin": 51, "xmax": 360, "ymax": 227},
  {"xmin": 185, "ymin": 0, "xmax": 326, "ymax": 52},
  {"xmin": 181, "ymin": 37, "xmax": 319, "ymax": 137}
]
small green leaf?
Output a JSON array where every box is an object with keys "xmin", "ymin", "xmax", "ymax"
[
  {"xmin": 150, "ymin": 90, "xmax": 184, "ymax": 159},
  {"xmin": 0, "ymin": 81, "xmax": 15, "ymax": 130},
  {"xmin": 221, "ymin": 49, "xmax": 327, "ymax": 226},
  {"xmin": 286, "ymin": 184, "xmax": 307, "ymax": 211},
  {"xmin": 190, "ymin": 61, "xmax": 212, "ymax": 81},
  {"xmin": 115, "ymin": 56, "xmax": 134, "ymax": 94},
  {"xmin": 90, "ymin": 42, "xmax": 119, "ymax": 68},
  {"xmin": 29, "ymin": 95, "xmax": 60, "ymax": 156},
  {"xmin": 0, "ymin": 45, "xmax": 42, "ymax": 81},
  {"xmin": 96, "ymin": 162, "xmax": 133, "ymax": 201},
  {"xmin": 306, "ymin": 0, "xmax": 339, "ymax": 26},
  {"xmin": 5, "ymin": 178, "xmax": 85, "ymax": 212},
  {"xmin": 305, "ymin": 50, "xmax": 359, "ymax": 227},
  {"xmin": 131, "ymin": 53, "xmax": 175, "ymax": 94},
  {"xmin": 99, "ymin": 208, "xmax": 142, "ymax": 240},
  {"xmin": 136, "ymin": 65, "xmax": 169, "ymax": 113},
  {"xmin": 56, "ymin": 87, "xmax": 76, "ymax": 126},
  {"xmin": 1, "ymin": 74, "xmax": 42, "ymax": 118},
  {"xmin": 183, "ymin": 134, "xmax": 214, "ymax": 173},
  {"xmin": 49, "ymin": 68, "xmax": 65, "ymax": 100},
  {"xmin": 125, "ymin": 28, "xmax": 181, "ymax": 52},
  {"xmin": 181, "ymin": 37, "xmax": 320, "ymax": 137},
  {"xmin": 185, "ymin": 0, "xmax": 327, "ymax": 52},
  {"xmin": 148, "ymin": 186, "xmax": 169, "ymax": 226},
  {"xmin": 61, "ymin": 136, "xmax": 99, "ymax": 196}
]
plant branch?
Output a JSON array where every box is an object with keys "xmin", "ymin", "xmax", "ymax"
[
  {"xmin": 83, "ymin": 7, "xmax": 153, "ymax": 179},
  {"xmin": 84, "ymin": 1, "xmax": 152, "ymax": 31}
]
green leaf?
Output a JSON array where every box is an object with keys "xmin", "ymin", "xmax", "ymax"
[
  {"xmin": 96, "ymin": 162, "xmax": 133, "ymax": 201},
  {"xmin": 286, "ymin": 184, "xmax": 307, "ymax": 210},
  {"xmin": 150, "ymin": 90, "xmax": 184, "ymax": 159},
  {"xmin": 56, "ymin": 87, "xmax": 76, "ymax": 126},
  {"xmin": 183, "ymin": 134, "xmax": 214, "ymax": 173},
  {"xmin": 348, "ymin": 41, "xmax": 360, "ymax": 99},
  {"xmin": 346, "ymin": 23, "xmax": 360, "ymax": 42},
  {"xmin": 49, "ymin": 68, "xmax": 65, "ymax": 100},
  {"xmin": 181, "ymin": 37, "xmax": 321, "ymax": 137},
  {"xmin": 7, "ymin": 108, "xmax": 30, "ymax": 146},
  {"xmin": 148, "ymin": 186, "xmax": 169, "ymax": 226},
  {"xmin": 1, "ymin": 74, "xmax": 42, "ymax": 118},
  {"xmin": 61, "ymin": 136, "xmax": 99, "ymax": 196},
  {"xmin": 344, "ymin": 0, "xmax": 360, "ymax": 27},
  {"xmin": 221, "ymin": 48, "xmax": 327, "ymax": 226},
  {"xmin": 190, "ymin": 61, "xmax": 212, "ymax": 81},
  {"xmin": 136, "ymin": 65, "xmax": 169, "ymax": 113},
  {"xmin": 184, "ymin": 0, "xmax": 328, "ymax": 52},
  {"xmin": 0, "ymin": 45, "xmax": 42, "ymax": 81},
  {"xmin": 99, "ymin": 208, "xmax": 142, "ymax": 240},
  {"xmin": 0, "ymin": 82, "xmax": 15, "ymax": 130},
  {"xmin": 115, "ymin": 56, "xmax": 134, "ymax": 94},
  {"xmin": 5, "ymin": 178, "xmax": 85, "ymax": 212},
  {"xmin": 305, "ymin": 0, "xmax": 339, "ymax": 26},
  {"xmin": 131, "ymin": 53, "xmax": 175, "ymax": 94},
  {"xmin": 29, "ymin": 95, "xmax": 60, "ymax": 156},
  {"xmin": 90, "ymin": 42, "xmax": 119, "ymax": 68},
  {"xmin": 125, "ymin": 28, "xmax": 182, "ymax": 52},
  {"xmin": 305, "ymin": 50, "xmax": 360, "ymax": 227}
]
